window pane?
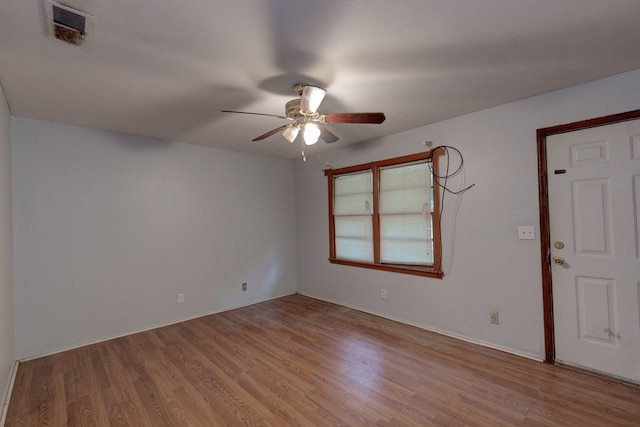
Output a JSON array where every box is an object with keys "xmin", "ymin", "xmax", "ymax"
[
  {"xmin": 380, "ymin": 214, "xmax": 432, "ymax": 239},
  {"xmin": 379, "ymin": 188, "xmax": 428, "ymax": 214},
  {"xmin": 335, "ymin": 216, "xmax": 373, "ymax": 238},
  {"xmin": 334, "ymin": 193, "xmax": 372, "ymax": 215},
  {"xmin": 334, "ymin": 171, "xmax": 373, "ymax": 262},
  {"xmin": 335, "ymin": 216, "xmax": 373, "ymax": 262},
  {"xmin": 380, "ymin": 162, "xmax": 428, "ymax": 190},
  {"xmin": 334, "ymin": 171, "xmax": 372, "ymax": 195},
  {"xmin": 380, "ymin": 215, "xmax": 432, "ymax": 264},
  {"xmin": 379, "ymin": 162, "xmax": 429, "ymax": 214},
  {"xmin": 336, "ymin": 237, "xmax": 374, "ymax": 262},
  {"xmin": 380, "ymin": 239, "xmax": 433, "ymax": 264},
  {"xmin": 334, "ymin": 171, "xmax": 372, "ymax": 215},
  {"xmin": 379, "ymin": 161, "xmax": 433, "ymax": 265}
]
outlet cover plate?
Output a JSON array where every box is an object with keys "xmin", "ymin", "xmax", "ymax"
[
  {"xmin": 490, "ymin": 311, "xmax": 499, "ymax": 325},
  {"xmin": 518, "ymin": 226, "xmax": 535, "ymax": 240}
]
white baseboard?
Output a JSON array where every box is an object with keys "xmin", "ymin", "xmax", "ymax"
[
  {"xmin": 19, "ymin": 291, "xmax": 296, "ymax": 362},
  {"xmin": 296, "ymin": 291, "xmax": 544, "ymax": 362},
  {"xmin": 1, "ymin": 360, "xmax": 19, "ymax": 426},
  {"xmin": 556, "ymin": 360, "xmax": 640, "ymax": 387}
]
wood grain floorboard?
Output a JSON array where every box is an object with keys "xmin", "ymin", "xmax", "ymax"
[{"xmin": 5, "ymin": 294, "xmax": 640, "ymax": 426}]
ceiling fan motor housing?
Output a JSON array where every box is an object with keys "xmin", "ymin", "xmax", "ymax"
[
  {"xmin": 285, "ymin": 99, "xmax": 301, "ymax": 119},
  {"xmin": 285, "ymin": 99, "xmax": 319, "ymax": 122}
]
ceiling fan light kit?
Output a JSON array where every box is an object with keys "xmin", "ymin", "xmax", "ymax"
[
  {"xmin": 303, "ymin": 123, "xmax": 321, "ymax": 145},
  {"xmin": 222, "ymin": 83, "xmax": 386, "ymax": 160},
  {"xmin": 299, "ymin": 85, "xmax": 327, "ymax": 114},
  {"xmin": 282, "ymin": 125, "xmax": 299, "ymax": 143}
]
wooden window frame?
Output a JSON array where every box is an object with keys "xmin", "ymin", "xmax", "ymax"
[{"xmin": 325, "ymin": 151, "xmax": 443, "ymax": 278}]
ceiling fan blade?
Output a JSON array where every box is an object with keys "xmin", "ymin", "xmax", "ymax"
[
  {"xmin": 222, "ymin": 110, "xmax": 289, "ymax": 120},
  {"xmin": 319, "ymin": 126, "xmax": 339, "ymax": 143},
  {"xmin": 322, "ymin": 112, "xmax": 386, "ymax": 124},
  {"xmin": 252, "ymin": 124, "xmax": 291, "ymax": 141},
  {"xmin": 299, "ymin": 85, "xmax": 327, "ymax": 114}
]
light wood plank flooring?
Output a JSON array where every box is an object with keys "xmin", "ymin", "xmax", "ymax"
[{"xmin": 6, "ymin": 294, "xmax": 640, "ymax": 426}]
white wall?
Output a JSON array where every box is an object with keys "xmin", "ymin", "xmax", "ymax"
[
  {"xmin": 9, "ymin": 69, "xmax": 640, "ymax": 363},
  {"xmin": 295, "ymin": 68, "xmax": 640, "ymax": 359},
  {"xmin": 0, "ymin": 84, "xmax": 14, "ymax": 411},
  {"xmin": 12, "ymin": 119, "xmax": 297, "ymax": 358}
]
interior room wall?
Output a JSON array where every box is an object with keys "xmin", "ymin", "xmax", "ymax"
[
  {"xmin": 0, "ymin": 83, "xmax": 14, "ymax": 412},
  {"xmin": 12, "ymin": 119, "xmax": 298, "ymax": 359},
  {"xmin": 295, "ymin": 68, "xmax": 640, "ymax": 359}
]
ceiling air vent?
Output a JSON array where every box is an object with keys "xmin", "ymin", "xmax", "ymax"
[{"xmin": 44, "ymin": 0, "xmax": 93, "ymax": 49}]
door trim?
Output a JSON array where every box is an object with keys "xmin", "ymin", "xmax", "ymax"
[{"xmin": 537, "ymin": 108, "xmax": 640, "ymax": 363}]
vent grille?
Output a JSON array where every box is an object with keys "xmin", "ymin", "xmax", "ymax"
[{"xmin": 44, "ymin": 0, "xmax": 93, "ymax": 49}]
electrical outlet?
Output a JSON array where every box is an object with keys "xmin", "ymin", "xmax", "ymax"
[
  {"xmin": 242, "ymin": 282, "xmax": 247, "ymax": 291},
  {"xmin": 518, "ymin": 226, "xmax": 535, "ymax": 240},
  {"xmin": 177, "ymin": 293, "xmax": 184, "ymax": 304},
  {"xmin": 490, "ymin": 311, "xmax": 499, "ymax": 325},
  {"xmin": 381, "ymin": 288, "xmax": 387, "ymax": 299}
]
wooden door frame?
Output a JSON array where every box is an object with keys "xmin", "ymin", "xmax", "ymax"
[{"xmin": 537, "ymin": 108, "xmax": 640, "ymax": 363}]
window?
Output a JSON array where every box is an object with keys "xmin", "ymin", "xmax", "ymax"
[{"xmin": 325, "ymin": 151, "xmax": 442, "ymax": 278}]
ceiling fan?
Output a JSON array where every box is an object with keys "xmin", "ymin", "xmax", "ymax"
[{"xmin": 222, "ymin": 83, "xmax": 386, "ymax": 161}]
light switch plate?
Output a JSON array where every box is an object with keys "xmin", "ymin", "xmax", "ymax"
[{"xmin": 518, "ymin": 226, "xmax": 535, "ymax": 240}]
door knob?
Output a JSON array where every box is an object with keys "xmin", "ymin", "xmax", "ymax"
[{"xmin": 553, "ymin": 256, "xmax": 565, "ymax": 265}]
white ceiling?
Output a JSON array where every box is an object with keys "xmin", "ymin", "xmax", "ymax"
[{"xmin": 1, "ymin": 1, "xmax": 640, "ymax": 159}]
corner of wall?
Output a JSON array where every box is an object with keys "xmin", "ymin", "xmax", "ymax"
[
  {"xmin": 0, "ymin": 80, "xmax": 15, "ymax": 418},
  {"xmin": 0, "ymin": 361, "xmax": 18, "ymax": 425}
]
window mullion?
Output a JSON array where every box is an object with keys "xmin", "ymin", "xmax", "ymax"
[
  {"xmin": 431, "ymin": 150, "xmax": 442, "ymax": 272},
  {"xmin": 328, "ymin": 174, "xmax": 336, "ymax": 259},
  {"xmin": 372, "ymin": 166, "xmax": 380, "ymax": 264}
]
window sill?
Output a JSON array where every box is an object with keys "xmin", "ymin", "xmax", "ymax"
[{"xmin": 329, "ymin": 258, "xmax": 444, "ymax": 278}]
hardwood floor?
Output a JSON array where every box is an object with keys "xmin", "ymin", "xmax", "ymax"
[{"xmin": 5, "ymin": 294, "xmax": 640, "ymax": 426}]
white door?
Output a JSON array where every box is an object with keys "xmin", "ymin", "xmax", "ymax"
[{"xmin": 547, "ymin": 118, "xmax": 640, "ymax": 383}]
